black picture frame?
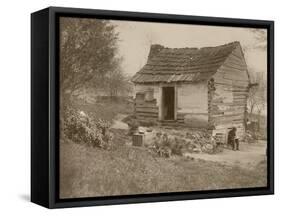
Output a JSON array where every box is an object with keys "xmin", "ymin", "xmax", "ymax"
[{"xmin": 31, "ymin": 6, "xmax": 274, "ymax": 209}]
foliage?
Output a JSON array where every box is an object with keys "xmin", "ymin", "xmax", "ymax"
[
  {"xmin": 247, "ymin": 71, "xmax": 267, "ymax": 137},
  {"xmin": 104, "ymin": 64, "xmax": 133, "ymax": 97},
  {"xmin": 60, "ymin": 18, "xmax": 117, "ymax": 93},
  {"xmin": 246, "ymin": 29, "xmax": 267, "ymax": 51},
  {"xmin": 63, "ymin": 107, "xmax": 113, "ymax": 149},
  {"xmin": 127, "ymin": 118, "xmax": 140, "ymax": 135},
  {"xmin": 150, "ymin": 132, "xmax": 186, "ymax": 157},
  {"xmin": 148, "ymin": 130, "xmax": 223, "ymax": 157},
  {"xmin": 60, "ymin": 17, "xmax": 131, "ymax": 98},
  {"xmin": 248, "ymin": 71, "xmax": 266, "ymax": 115}
]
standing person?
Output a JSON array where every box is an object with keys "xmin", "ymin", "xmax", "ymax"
[{"xmin": 227, "ymin": 127, "xmax": 239, "ymax": 150}]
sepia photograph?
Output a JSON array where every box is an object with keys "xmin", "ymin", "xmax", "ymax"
[{"xmin": 59, "ymin": 17, "xmax": 268, "ymax": 199}]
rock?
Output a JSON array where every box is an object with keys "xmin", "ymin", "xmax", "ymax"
[
  {"xmin": 185, "ymin": 138, "xmax": 193, "ymax": 144},
  {"xmin": 205, "ymin": 143, "xmax": 214, "ymax": 150},
  {"xmin": 193, "ymin": 147, "xmax": 201, "ymax": 153},
  {"xmin": 186, "ymin": 144, "xmax": 195, "ymax": 152},
  {"xmin": 146, "ymin": 128, "xmax": 153, "ymax": 132},
  {"xmin": 138, "ymin": 126, "xmax": 146, "ymax": 133}
]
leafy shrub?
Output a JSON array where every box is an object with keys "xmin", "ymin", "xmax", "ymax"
[
  {"xmin": 171, "ymin": 137, "xmax": 186, "ymax": 155},
  {"xmin": 150, "ymin": 130, "xmax": 220, "ymax": 156},
  {"xmin": 63, "ymin": 107, "xmax": 113, "ymax": 149},
  {"xmin": 151, "ymin": 132, "xmax": 186, "ymax": 157}
]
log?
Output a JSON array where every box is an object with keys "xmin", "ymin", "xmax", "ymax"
[
  {"xmin": 212, "ymin": 102, "xmax": 246, "ymax": 106},
  {"xmin": 136, "ymin": 112, "xmax": 158, "ymax": 117},
  {"xmin": 136, "ymin": 116, "xmax": 158, "ymax": 122},
  {"xmin": 136, "ymin": 107, "xmax": 158, "ymax": 113},
  {"xmin": 212, "ymin": 113, "xmax": 245, "ymax": 119},
  {"xmin": 233, "ymin": 100, "xmax": 247, "ymax": 104},
  {"xmin": 226, "ymin": 57, "xmax": 247, "ymax": 68},
  {"xmin": 214, "ymin": 123, "xmax": 244, "ymax": 130},
  {"xmin": 215, "ymin": 80, "xmax": 249, "ymax": 91},
  {"xmin": 214, "ymin": 78, "xmax": 249, "ymax": 87},
  {"xmin": 136, "ymin": 104, "xmax": 159, "ymax": 108},
  {"xmin": 213, "ymin": 119, "xmax": 244, "ymax": 125},
  {"xmin": 233, "ymin": 96, "xmax": 247, "ymax": 100}
]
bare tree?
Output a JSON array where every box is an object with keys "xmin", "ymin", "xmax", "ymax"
[
  {"xmin": 248, "ymin": 70, "xmax": 267, "ymax": 129},
  {"xmin": 244, "ymin": 29, "xmax": 267, "ymax": 51}
]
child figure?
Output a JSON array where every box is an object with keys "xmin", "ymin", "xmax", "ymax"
[{"xmin": 227, "ymin": 127, "xmax": 240, "ymax": 151}]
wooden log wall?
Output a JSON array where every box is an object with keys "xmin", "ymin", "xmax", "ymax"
[
  {"xmin": 135, "ymin": 92, "xmax": 159, "ymax": 122},
  {"xmin": 209, "ymin": 46, "xmax": 250, "ymax": 139},
  {"xmin": 176, "ymin": 112, "xmax": 185, "ymax": 124}
]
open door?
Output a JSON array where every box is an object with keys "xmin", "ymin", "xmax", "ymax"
[{"xmin": 162, "ymin": 87, "xmax": 175, "ymax": 120}]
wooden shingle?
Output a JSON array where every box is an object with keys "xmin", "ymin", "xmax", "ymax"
[{"xmin": 131, "ymin": 41, "xmax": 241, "ymax": 84}]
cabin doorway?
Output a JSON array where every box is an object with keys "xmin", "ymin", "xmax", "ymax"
[{"xmin": 162, "ymin": 86, "xmax": 175, "ymax": 120}]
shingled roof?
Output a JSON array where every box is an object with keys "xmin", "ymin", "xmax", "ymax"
[{"xmin": 131, "ymin": 41, "xmax": 241, "ymax": 84}]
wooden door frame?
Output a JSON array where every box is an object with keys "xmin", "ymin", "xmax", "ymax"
[{"xmin": 159, "ymin": 83, "xmax": 177, "ymax": 121}]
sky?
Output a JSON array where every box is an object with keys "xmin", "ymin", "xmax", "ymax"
[{"xmin": 110, "ymin": 20, "xmax": 267, "ymax": 78}]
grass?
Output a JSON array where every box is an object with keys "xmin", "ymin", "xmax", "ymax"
[
  {"xmin": 71, "ymin": 97, "xmax": 133, "ymax": 122},
  {"xmin": 60, "ymin": 97, "xmax": 267, "ymax": 198},
  {"xmin": 60, "ymin": 137, "xmax": 267, "ymax": 198}
]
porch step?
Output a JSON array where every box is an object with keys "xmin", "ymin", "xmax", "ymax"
[{"xmin": 159, "ymin": 120, "xmax": 185, "ymax": 128}]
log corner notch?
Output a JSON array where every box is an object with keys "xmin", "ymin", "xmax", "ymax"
[
  {"xmin": 207, "ymin": 78, "xmax": 216, "ymax": 130},
  {"xmin": 208, "ymin": 43, "xmax": 251, "ymax": 140},
  {"xmin": 208, "ymin": 75, "xmax": 250, "ymax": 142}
]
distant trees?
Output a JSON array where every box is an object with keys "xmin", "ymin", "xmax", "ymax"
[
  {"xmin": 249, "ymin": 29, "xmax": 267, "ymax": 51},
  {"xmin": 60, "ymin": 17, "xmax": 131, "ymax": 100},
  {"xmin": 105, "ymin": 66, "xmax": 133, "ymax": 97},
  {"xmin": 244, "ymin": 29, "xmax": 267, "ymax": 51},
  {"xmin": 248, "ymin": 71, "xmax": 267, "ymax": 115},
  {"xmin": 245, "ymin": 29, "xmax": 267, "ymax": 117}
]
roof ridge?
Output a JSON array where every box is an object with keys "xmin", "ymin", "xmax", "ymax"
[
  {"xmin": 132, "ymin": 41, "xmax": 244, "ymax": 84},
  {"xmin": 151, "ymin": 41, "xmax": 240, "ymax": 51}
]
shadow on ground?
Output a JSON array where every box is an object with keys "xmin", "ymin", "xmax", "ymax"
[{"xmin": 19, "ymin": 194, "xmax": 30, "ymax": 202}]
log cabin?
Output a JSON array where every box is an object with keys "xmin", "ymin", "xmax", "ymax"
[{"xmin": 131, "ymin": 41, "xmax": 252, "ymax": 141}]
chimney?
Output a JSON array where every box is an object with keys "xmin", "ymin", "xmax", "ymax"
[{"xmin": 148, "ymin": 44, "xmax": 164, "ymax": 59}]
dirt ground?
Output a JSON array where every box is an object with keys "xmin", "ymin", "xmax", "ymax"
[
  {"xmin": 111, "ymin": 114, "xmax": 267, "ymax": 170},
  {"xmin": 111, "ymin": 114, "xmax": 129, "ymax": 130},
  {"xmin": 183, "ymin": 141, "xmax": 267, "ymax": 169}
]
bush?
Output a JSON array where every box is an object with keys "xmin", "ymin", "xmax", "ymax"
[
  {"xmin": 150, "ymin": 130, "xmax": 221, "ymax": 156},
  {"xmin": 151, "ymin": 132, "xmax": 186, "ymax": 157},
  {"xmin": 127, "ymin": 119, "xmax": 140, "ymax": 135},
  {"xmin": 63, "ymin": 107, "xmax": 113, "ymax": 149}
]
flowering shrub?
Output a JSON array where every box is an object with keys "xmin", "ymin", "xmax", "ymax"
[
  {"xmin": 150, "ymin": 132, "xmax": 186, "ymax": 157},
  {"xmin": 63, "ymin": 107, "xmax": 113, "ymax": 149},
  {"xmin": 149, "ymin": 130, "xmax": 221, "ymax": 157}
]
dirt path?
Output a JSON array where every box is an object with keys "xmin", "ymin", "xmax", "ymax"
[
  {"xmin": 183, "ymin": 140, "xmax": 267, "ymax": 169},
  {"xmin": 111, "ymin": 114, "xmax": 129, "ymax": 130}
]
